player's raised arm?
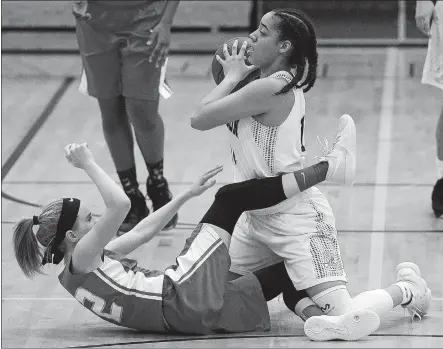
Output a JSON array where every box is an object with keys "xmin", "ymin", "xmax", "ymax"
[{"xmin": 65, "ymin": 143, "xmax": 131, "ymax": 273}]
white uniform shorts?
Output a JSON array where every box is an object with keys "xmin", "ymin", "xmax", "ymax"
[
  {"xmin": 422, "ymin": 1, "xmax": 443, "ymax": 90},
  {"xmin": 229, "ymin": 187, "xmax": 347, "ymax": 290}
]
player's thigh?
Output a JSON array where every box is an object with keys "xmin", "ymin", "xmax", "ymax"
[
  {"xmin": 75, "ymin": 18, "xmax": 122, "ymax": 98},
  {"xmin": 121, "ymin": 43, "xmax": 162, "ymax": 100},
  {"xmin": 162, "ymin": 223, "xmax": 232, "ymax": 333},
  {"xmin": 251, "ymin": 189, "xmax": 347, "ymax": 290},
  {"xmin": 119, "ymin": 3, "xmax": 166, "ymax": 100},
  {"xmin": 228, "ymin": 214, "xmax": 282, "ymax": 275}
]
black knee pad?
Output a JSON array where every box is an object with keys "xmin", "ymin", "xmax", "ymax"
[
  {"xmin": 200, "ymin": 195, "xmax": 242, "ymax": 234},
  {"xmin": 283, "ymin": 288, "xmax": 309, "ymax": 312}
]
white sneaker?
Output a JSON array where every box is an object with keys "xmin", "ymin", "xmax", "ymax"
[
  {"xmin": 317, "ymin": 114, "xmax": 356, "ymax": 186},
  {"xmin": 396, "ymin": 262, "xmax": 432, "ymax": 322},
  {"xmin": 304, "ymin": 309, "xmax": 380, "ymax": 341}
]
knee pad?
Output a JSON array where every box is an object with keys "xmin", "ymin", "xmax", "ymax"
[
  {"xmin": 283, "ymin": 288, "xmax": 309, "ymax": 312},
  {"xmin": 200, "ymin": 195, "xmax": 242, "ymax": 234},
  {"xmin": 311, "ymin": 285, "xmax": 353, "ymax": 315}
]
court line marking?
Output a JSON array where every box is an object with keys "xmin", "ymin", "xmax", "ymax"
[
  {"xmin": 368, "ymin": 47, "xmax": 398, "ymax": 290},
  {"xmin": 4, "ymin": 297, "xmax": 441, "ymax": 301},
  {"xmin": 2, "ymin": 298, "xmax": 75, "ymax": 301},
  {"xmin": 2, "ymin": 222, "xmax": 440, "ymax": 233},
  {"xmin": 67, "ymin": 333, "xmax": 443, "ymax": 348},
  {"xmin": 1, "ymin": 180, "xmax": 436, "ymax": 186},
  {"xmin": 1, "ymin": 77, "xmax": 74, "ymax": 181}
]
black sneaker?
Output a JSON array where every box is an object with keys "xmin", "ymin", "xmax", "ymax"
[
  {"xmin": 432, "ymin": 178, "xmax": 443, "ymax": 218},
  {"xmin": 118, "ymin": 189, "xmax": 149, "ymax": 234},
  {"xmin": 147, "ymin": 177, "xmax": 178, "ymax": 230}
]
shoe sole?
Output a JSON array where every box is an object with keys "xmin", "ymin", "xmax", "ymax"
[
  {"xmin": 340, "ymin": 114, "xmax": 356, "ymax": 186},
  {"xmin": 304, "ymin": 309, "xmax": 380, "ymax": 341}
]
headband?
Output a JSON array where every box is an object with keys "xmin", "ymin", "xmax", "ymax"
[{"xmin": 42, "ymin": 198, "xmax": 81, "ymax": 265}]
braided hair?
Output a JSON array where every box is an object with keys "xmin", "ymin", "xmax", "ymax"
[{"xmin": 272, "ymin": 8, "xmax": 318, "ymax": 94}]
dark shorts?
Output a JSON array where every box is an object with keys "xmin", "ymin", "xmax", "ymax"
[
  {"xmin": 73, "ymin": 1, "xmax": 166, "ymax": 100},
  {"xmin": 162, "ymin": 223, "xmax": 271, "ymax": 334}
]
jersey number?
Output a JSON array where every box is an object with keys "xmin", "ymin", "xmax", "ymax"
[{"xmin": 75, "ymin": 288, "xmax": 123, "ymax": 323}]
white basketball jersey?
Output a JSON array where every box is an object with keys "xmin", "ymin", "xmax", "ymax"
[{"xmin": 228, "ymin": 71, "xmax": 306, "ymax": 183}]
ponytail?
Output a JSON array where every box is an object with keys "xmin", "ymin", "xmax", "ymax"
[
  {"xmin": 13, "ymin": 218, "xmax": 44, "ymax": 278},
  {"xmin": 12, "ymin": 198, "xmax": 64, "ymax": 278}
]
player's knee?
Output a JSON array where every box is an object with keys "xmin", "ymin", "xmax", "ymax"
[
  {"xmin": 216, "ymin": 181, "xmax": 256, "ymax": 200},
  {"xmin": 125, "ymin": 97, "xmax": 161, "ymax": 132},
  {"xmin": 97, "ymin": 96, "xmax": 128, "ymax": 132},
  {"xmin": 283, "ymin": 289, "xmax": 309, "ymax": 312}
]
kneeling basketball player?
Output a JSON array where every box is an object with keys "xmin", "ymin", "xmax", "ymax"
[{"xmin": 13, "ymin": 142, "xmax": 378, "ymax": 337}]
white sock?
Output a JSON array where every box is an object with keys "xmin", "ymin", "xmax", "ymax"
[
  {"xmin": 437, "ymin": 158, "xmax": 443, "ymax": 179},
  {"xmin": 350, "ymin": 289, "xmax": 394, "ymax": 315},
  {"xmin": 311, "ymin": 285, "xmax": 353, "ymax": 315},
  {"xmin": 395, "ymin": 282, "xmax": 414, "ymax": 305},
  {"xmin": 312, "ymin": 287, "xmax": 396, "ymax": 317}
]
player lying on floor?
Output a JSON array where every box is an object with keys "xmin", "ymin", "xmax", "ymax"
[{"xmin": 13, "ymin": 142, "xmax": 379, "ymax": 339}]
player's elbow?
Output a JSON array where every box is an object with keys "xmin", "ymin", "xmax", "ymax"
[
  {"xmin": 115, "ymin": 196, "xmax": 131, "ymax": 213},
  {"xmin": 191, "ymin": 110, "xmax": 212, "ymax": 131}
]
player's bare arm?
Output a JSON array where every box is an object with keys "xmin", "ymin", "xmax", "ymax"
[
  {"xmin": 105, "ymin": 166, "xmax": 222, "ymax": 256},
  {"xmin": 65, "ymin": 143, "xmax": 131, "ymax": 274}
]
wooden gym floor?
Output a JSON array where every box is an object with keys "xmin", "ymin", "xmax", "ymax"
[{"xmin": 1, "ymin": 47, "xmax": 443, "ymax": 347}]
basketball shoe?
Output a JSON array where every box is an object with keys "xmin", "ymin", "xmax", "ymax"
[
  {"xmin": 147, "ymin": 177, "xmax": 178, "ymax": 230},
  {"xmin": 118, "ymin": 189, "xmax": 149, "ymax": 234},
  {"xmin": 304, "ymin": 309, "xmax": 380, "ymax": 341},
  {"xmin": 396, "ymin": 262, "xmax": 432, "ymax": 322},
  {"xmin": 431, "ymin": 177, "xmax": 443, "ymax": 217},
  {"xmin": 317, "ymin": 114, "xmax": 356, "ymax": 186}
]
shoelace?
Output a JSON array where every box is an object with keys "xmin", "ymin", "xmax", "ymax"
[
  {"xmin": 314, "ymin": 134, "xmax": 342, "ymax": 180},
  {"xmin": 406, "ymin": 304, "xmax": 423, "ymax": 323},
  {"xmin": 315, "ymin": 135, "xmax": 330, "ymax": 160},
  {"xmin": 315, "ymin": 131, "xmax": 342, "ymax": 159}
]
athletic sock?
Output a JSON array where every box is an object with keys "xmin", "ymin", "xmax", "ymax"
[
  {"xmin": 146, "ymin": 159, "xmax": 164, "ymax": 184},
  {"xmin": 117, "ymin": 166, "xmax": 139, "ymax": 197},
  {"xmin": 350, "ymin": 289, "xmax": 395, "ymax": 315}
]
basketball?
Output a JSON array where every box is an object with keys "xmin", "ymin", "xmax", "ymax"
[{"xmin": 211, "ymin": 37, "xmax": 260, "ymax": 93}]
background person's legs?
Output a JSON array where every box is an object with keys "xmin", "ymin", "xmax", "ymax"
[
  {"xmin": 125, "ymin": 97, "xmax": 177, "ymax": 229},
  {"xmin": 75, "ymin": 12, "xmax": 150, "ymax": 233},
  {"xmin": 121, "ymin": 10, "xmax": 178, "ymax": 230},
  {"xmin": 432, "ymin": 104, "xmax": 443, "ymax": 217}
]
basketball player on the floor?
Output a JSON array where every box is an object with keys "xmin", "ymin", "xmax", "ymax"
[
  {"xmin": 13, "ymin": 142, "xmax": 380, "ymax": 338},
  {"xmin": 191, "ymin": 8, "xmax": 432, "ymax": 341},
  {"xmin": 73, "ymin": 0, "xmax": 179, "ymax": 233},
  {"xmin": 416, "ymin": 0, "xmax": 443, "ymax": 217}
]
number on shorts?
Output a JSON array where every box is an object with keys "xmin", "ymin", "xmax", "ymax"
[{"xmin": 75, "ymin": 288, "xmax": 123, "ymax": 323}]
